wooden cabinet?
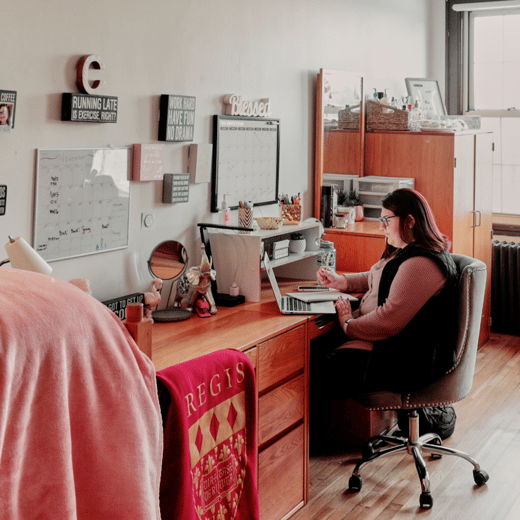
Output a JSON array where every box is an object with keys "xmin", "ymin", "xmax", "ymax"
[
  {"xmin": 365, "ymin": 130, "xmax": 493, "ymax": 344},
  {"xmin": 321, "ymin": 130, "xmax": 493, "ymax": 344}
]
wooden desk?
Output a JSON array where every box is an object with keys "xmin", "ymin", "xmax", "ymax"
[
  {"xmin": 151, "ymin": 277, "xmax": 395, "ymax": 520},
  {"xmin": 152, "ymin": 279, "xmax": 335, "ymax": 520}
]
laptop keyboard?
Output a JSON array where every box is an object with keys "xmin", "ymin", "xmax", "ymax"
[{"xmin": 281, "ymin": 297, "xmax": 311, "ymax": 313}]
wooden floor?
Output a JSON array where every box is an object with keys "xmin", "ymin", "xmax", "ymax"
[{"xmin": 291, "ymin": 333, "xmax": 520, "ymax": 520}]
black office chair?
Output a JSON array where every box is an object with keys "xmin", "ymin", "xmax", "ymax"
[{"xmin": 348, "ymin": 253, "xmax": 489, "ymax": 509}]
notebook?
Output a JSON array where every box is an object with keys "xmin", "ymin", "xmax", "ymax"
[
  {"xmin": 263, "ymin": 253, "xmax": 336, "ymax": 314},
  {"xmin": 286, "ymin": 291, "xmax": 358, "ymax": 303}
]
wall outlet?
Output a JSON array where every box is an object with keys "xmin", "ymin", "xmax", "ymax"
[{"xmin": 141, "ymin": 212, "xmax": 155, "ymax": 230}]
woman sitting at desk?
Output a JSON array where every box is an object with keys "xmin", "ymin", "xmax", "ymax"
[{"xmin": 316, "ymin": 188, "xmax": 458, "ymax": 395}]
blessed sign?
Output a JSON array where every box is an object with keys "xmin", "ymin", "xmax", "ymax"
[
  {"xmin": 158, "ymin": 95, "xmax": 196, "ymax": 142},
  {"xmin": 61, "ymin": 93, "xmax": 118, "ymax": 123},
  {"xmin": 224, "ymin": 94, "xmax": 271, "ymax": 118}
]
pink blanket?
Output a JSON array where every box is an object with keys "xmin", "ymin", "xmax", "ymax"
[
  {"xmin": 0, "ymin": 269, "xmax": 163, "ymax": 519},
  {"xmin": 157, "ymin": 349, "xmax": 259, "ymax": 520}
]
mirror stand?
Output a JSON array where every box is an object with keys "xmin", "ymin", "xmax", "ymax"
[
  {"xmin": 148, "ymin": 240, "xmax": 192, "ymax": 323},
  {"xmin": 151, "ymin": 308, "xmax": 192, "ymax": 323}
]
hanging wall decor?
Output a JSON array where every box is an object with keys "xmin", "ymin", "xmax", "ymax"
[
  {"xmin": 61, "ymin": 55, "xmax": 118, "ymax": 123},
  {"xmin": 163, "ymin": 173, "xmax": 190, "ymax": 203},
  {"xmin": 132, "ymin": 144, "xmax": 164, "ymax": 181},
  {"xmin": 0, "ymin": 90, "xmax": 16, "ymax": 131},
  {"xmin": 189, "ymin": 144, "xmax": 212, "ymax": 183},
  {"xmin": 0, "ymin": 185, "xmax": 6, "ymax": 215},
  {"xmin": 158, "ymin": 95, "xmax": 196, "ymax": 142},
  {"xmin": 223, "ymin": 94, "xmax": 271, "ymax": 118}
]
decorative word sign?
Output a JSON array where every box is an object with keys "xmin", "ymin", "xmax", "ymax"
[
  {"xmin": 0, "ymin": 185, "xmax": 6, "ymax": 216},
  {"xmin": 158, "ymin": 95, "xmax": 196, "ymax": 142},
  {"xmin": 0, "ymin": 90, "xmax": 17, "ymax": 130},
  {"xmin": 132, "ymin": 144, "xmax": 164, "ymax": 181},
  {"xmin": 76, "ymin": 55, "xmax": 105, "ymax": 95},
  {"xmin": 224, "ymin": 94, "xmax": 271, "ymax": 118},
  {"xmin": 61, "ymin": 93, "xmax": 118, "ymax": 123},
  {"xmin": 189, "ymin": 144, "xmax": 212, "ymax": 183},
  {"xmin": 102, "ymin": 292, "xmax": 144, "ymax": 321},
  {"xmin": 163, "ymin": 173, "xmax": 190, "ymax": 203}
]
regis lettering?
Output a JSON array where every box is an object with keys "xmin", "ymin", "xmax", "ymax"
[{"xmin": 184, "ymin": 361, "xmax": 245, "ymax": 417}]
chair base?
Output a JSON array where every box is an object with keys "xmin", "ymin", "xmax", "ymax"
[{"xmin": 348, "ymin": 411, "xmax": 489, "ymax": 509}]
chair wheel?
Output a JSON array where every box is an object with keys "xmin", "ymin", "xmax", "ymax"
[
  {"xmin": 349, "ymin": 475, "xmax": 363, "ymax": 491},
  {"xmin": 362, "ymin": 445, "xmax": 375, "ymax": 461},
  {"xmin": 430, "ymin": 438, "xmax": 442, "ymax": 460},
  {"xmin": 473, "ymin": 469, "xmax": 489, "ymax": 486},
  {"xmin": 420, "ymin": 492, "xmax": 433, "ymax": 509}
]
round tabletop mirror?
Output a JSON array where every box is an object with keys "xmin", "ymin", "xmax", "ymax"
[{"xmin": 148, "ymin": 240, "xmax": 191, "ymax": 322}]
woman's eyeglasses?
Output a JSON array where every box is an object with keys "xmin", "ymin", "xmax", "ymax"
[{"xmin": 379, "ymin": 215, "xmax": 398, "ymax": 227}]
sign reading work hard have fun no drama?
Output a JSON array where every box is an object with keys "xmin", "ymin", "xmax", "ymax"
[{"xmin": 158, "ymin": 95, "xmax": 196, "ymax": 142}]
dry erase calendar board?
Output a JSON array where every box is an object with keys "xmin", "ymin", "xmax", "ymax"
[
  {"xmin": 211, "ymin": 115, "xmax": 279, "ymax": 212},
  {"xmin": 34, "ymin": 147, "xmax": 131, "ymax": 262}
]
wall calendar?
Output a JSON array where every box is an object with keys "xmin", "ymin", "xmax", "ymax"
[
  {"xmin": 211, "ymin": 115, "xmax": 279, "ymax": 212},
  {"xmin": 34, "ymin": 147, "xmax": 131, "ymax": 262}
]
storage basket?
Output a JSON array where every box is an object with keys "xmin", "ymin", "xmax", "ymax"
[
  {"xmin": 280, "ymin": 204, "xmax": 301, "ymax": 225},
  {"xmin": 255, "ymin": 217, "xmax": 283, "ymax": 230},
  {"xmin": 366, "ymin": 100, "xmax": 409, "ymax": 131},
  {"xmin": 337, "ymin": 104, "xmax": 361, "ymax": 130}
]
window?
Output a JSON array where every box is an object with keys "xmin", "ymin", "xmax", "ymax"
[
  {"xmin": 450, "ymin": 1, "xmax": 520, "ymax": 215},
  {"xmin": 468, "ymin": 9, "xmax": 520, "ymax": 112}
]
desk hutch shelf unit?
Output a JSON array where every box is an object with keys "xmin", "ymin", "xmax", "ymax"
[{"xmin": 208, "ymin": 221, "xmax": 321, "ymax": 302}]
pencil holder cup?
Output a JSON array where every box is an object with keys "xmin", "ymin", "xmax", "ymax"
[
  {"xmin": 280, "ymin": 204, "xmax": 301, "ymax": 225},
  {"xmin": 238, "ymin": 208, "xmax": 253, "ymax": 233}
]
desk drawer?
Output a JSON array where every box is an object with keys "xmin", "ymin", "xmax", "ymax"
[
  {"xmin": 258, "ymin": 424, "xmax": 305, "ymax": 520},
  {"xmin": 258, "ymin": 325, "xmax": 305, "ymax": 393},
  {"xmin": 258, "ymin": 374, "xmax": 304, "ymax": 446}
]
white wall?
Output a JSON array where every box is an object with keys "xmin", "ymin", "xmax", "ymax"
[{"xmin": 0, "ymin": 0, "xmax": 445, "ymax": 301}]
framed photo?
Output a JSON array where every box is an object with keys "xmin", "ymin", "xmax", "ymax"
[
  {"xmin": 405, "ymin": 78, "xmax": 446, "ymax": 116},
  {"xmin": 0, "ymin": 90, "xmax": 16, "ymax": 131}
]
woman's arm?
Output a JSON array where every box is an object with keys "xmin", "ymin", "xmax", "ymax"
[
  {"xmin": 346, "ymin": 256, "xmax": 446, "ymax": 341},
  {"xmin": 317, "ymin": 267, "xmax": 369, "ymax": 293}
]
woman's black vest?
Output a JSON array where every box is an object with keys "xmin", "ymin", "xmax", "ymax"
[{"xmin": 363, "ymin": 244, "xmax": 459, "ymax": 393}]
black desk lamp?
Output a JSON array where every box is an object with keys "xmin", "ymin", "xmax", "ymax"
[{"xmin": 197, "ymin": 223, "xmax": 253, "ymax": 307}]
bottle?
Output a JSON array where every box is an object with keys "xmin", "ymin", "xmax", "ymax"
[
  {"xmin": 317, "ymin": 240, "xmax": 336, "ymax": 272},
  {"xmin": 124, "ymin": 302, "xmax": 153, "ymax": 358},
  {"xmin": 409, "ymin": 97, "xmax": 423, "ymax": 132},
  {"xmin": 221, "ymin": 194, "xmax": 231, "ymax": 226}
]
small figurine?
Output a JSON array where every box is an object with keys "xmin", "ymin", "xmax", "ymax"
[
  {"xmin": 144, "ymin": 278, "xmax": 163, "ymax": 319},
  {"xmin": 186, "ymin": 245, "xmax": 217, "ymax": 317}
]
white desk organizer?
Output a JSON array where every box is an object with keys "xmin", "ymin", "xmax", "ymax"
[{"xmin": 208, "ymin": 221, "xmax": 321, "ymax": 302}]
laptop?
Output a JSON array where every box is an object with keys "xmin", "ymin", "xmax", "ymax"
[
  {"xmin": 263, "ymin": 253, "xmax": 336, "ymax": 314},
  {"xmin": 286, "ymin": 291, "xmax": 358, "ymax": 303}
]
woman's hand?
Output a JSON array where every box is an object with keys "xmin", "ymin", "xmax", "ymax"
[
  {"xmin": 335, "ymin": 295, "xmax": 353, "ymax": 330},
  {"xmin": 317, "ymin": 267, "xmax": 347, "ymax": 292}
]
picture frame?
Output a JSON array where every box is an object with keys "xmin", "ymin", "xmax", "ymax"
[
  {"xmin": 405, "ymin": 78, "xmax": 446, "ymax": 116},
  {"xmin": 0, "ymin": 90, "xmax": 16, "ymax": 131}
]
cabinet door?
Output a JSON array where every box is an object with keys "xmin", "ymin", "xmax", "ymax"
[
  {"xmin": 474, "ymin": 132, "xmax": 494, "ymax": 343},
  {"xmin": 452, "ymin": 134, "xmax": 476, "ymax": 257}
]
